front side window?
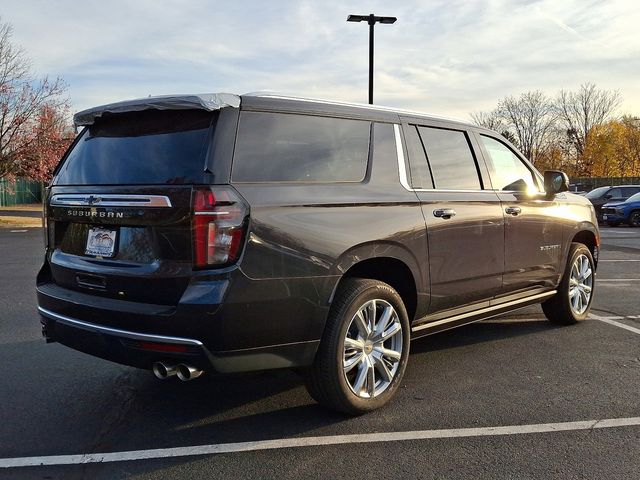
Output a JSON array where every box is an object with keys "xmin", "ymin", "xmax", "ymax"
[
  {"xmin": 232, "ymin": 112, "xmax": 370, "ymax": 183},
  {"xmin": 480, "ymin": 135, "xmax": 538, "ymax": 192},
  {"xmin": 607, "ymin": 188, "xmax": 622, "ymax": 199},
  {"xmin": 417, "ymin": 127, "xmax": 481, "ymax": 190}
]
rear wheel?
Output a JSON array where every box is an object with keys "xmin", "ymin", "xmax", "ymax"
[
  {"xmin": 542, "ymin": 243, "xmax": 595, "ymax": 325},
  {"xmin": 629, "ymin": 211, "xmax": 640, "ymax": 227},
  {"xmin": 305, "ymin": 278, "xmax": 410, "ymax": 415}
]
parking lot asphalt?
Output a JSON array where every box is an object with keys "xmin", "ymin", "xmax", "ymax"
[{"xmin": 0, "ymin": 227, "xmax": 638, "ymax": 479}]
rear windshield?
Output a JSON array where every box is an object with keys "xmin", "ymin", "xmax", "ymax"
[{"xmin": 54, "ymin": 109, "xmax": 214, "ymax": 185}]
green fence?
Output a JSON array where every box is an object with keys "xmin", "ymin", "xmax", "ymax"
[
  {"xmin": 0, "ymin": 178, "xmax": 44, "ymax": 206},
  {"xmin": 570, "ymin": 177, "xmax": 640, "ymax": 192}
]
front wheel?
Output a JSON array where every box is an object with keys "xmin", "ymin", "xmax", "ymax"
[
  {"xmin": 542, "ymin": 243, "xmax": 595, "ymax": 325},
  {"xmin": 305, "ymin": 278, "xmax": 410, "ymax": 415}
]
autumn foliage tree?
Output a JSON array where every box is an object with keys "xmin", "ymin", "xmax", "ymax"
[
  {"xmin": 471, "ymin": 83, "xmax": 629, "ymax": 179},
  {"xmin": 582, "ymin": 117, "xmax": 640, "ymax": 178},
  {"xmin": 0, "ymin": 18, "xmax": 72, "ymax": 182}
]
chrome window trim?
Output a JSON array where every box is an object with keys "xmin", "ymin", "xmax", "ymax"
[
  {"xmin": 50, "ymin": 194, "xmax": 172, "ymax": 208},
  {"xmin": 38, "ymin": 307, "xmax": 203, "ymax": 346},
  {"xmin": 393, "ymin": 124, "xmax": 412, "ymax": 191}
]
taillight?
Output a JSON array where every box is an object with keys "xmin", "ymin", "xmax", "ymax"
[{"xmin": 193, "ymin": 186, "xmax": 248, "ymax": 268}]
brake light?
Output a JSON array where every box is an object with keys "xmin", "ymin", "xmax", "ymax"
[{"xmin": 193, "ymin": 186, "xmax": 248, "ymax": 268}]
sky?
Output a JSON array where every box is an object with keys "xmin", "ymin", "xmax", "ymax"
[{"xmin": 1, "ymin": 0, "xmax": 639, "ymax": 120}]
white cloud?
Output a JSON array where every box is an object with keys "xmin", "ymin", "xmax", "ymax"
[{"xmin": 1, "ymin": 0, "xmax": 639, "ymax": 119}]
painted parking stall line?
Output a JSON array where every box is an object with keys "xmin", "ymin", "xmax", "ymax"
[
  {"xmin": 1, "ymin": 417, "xmax": 639, "ymax": 469},
  {"xmin": 589, "ymin": 313, "xmax": 640, "ymax": 335},
  {"xmin": 598, "ymin": 259, "xmax": 640, "ymax": 262}
]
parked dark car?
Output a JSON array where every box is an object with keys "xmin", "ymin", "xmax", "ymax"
[
  {"xmin": 601, "ymin": 192, "xmax": 640, "ymax": 226},
  {"xmin": 584, "ymin": 185, "xmax": 640, "ymax": 222},
  {"xmin": 38, "ymin": 93, "xmax": 599, "ymax": 414}
]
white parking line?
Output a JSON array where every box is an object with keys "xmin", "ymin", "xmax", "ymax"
[
  {"xmin": 589, "ymin": 313, "xmax": 640, "ymax": 335},
  {"xmin": 597, "ymin": 279, "xmax": 640, "ymax": 281},
  {"xmin": 598, "ymin": 260, "xmax": 640, "ymax": 262},
  {"xmin": 9, "ymin": 229, "xmax": 27, "ymax": 233},
  {"xmin": 1, "ymin": 417, "xmax": 639, "ymax": 468}
]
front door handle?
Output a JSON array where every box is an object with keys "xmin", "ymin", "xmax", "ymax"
[
  {"xmin": 505, "ymin": 206, "xmax": 522, "ymax": 216},
  {"xmin": 433, "ymin": 208, "xmax": 456, "ymax": 219}
]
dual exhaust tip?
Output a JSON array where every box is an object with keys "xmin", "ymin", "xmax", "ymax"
[{"xmin": 153, "ymin": 361, "xmax": 203, "ymax": 381}]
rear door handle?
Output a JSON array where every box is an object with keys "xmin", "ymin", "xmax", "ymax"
[
  {"xmin": 433, "ymin": 208, "xmax": 456, "ymax": 219},
  {"xmin": 505, "ymin": 206, "xmax": 522, "ymax": 216}
]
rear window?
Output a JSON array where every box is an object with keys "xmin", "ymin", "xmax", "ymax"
[
  {"xmin": 54, "ymin": 109, "xmax": 214, "ymax": 185},
  {"xmin": 232, "ymin": 112, "xmax": 370, "ymax": 183},
  {"xmin": 417, "ymin": 126, "xmax": 481, "ymax": 190}
]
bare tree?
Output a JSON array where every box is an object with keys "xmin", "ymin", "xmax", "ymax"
[
  {"xmin": 470, "ymin": 110, "xmax": 504, "ymax": 131},
  {"xmin": 0, "ymin": 18, "xmax": 69, "ymax": 180},
  {"xmin": 556, "ymin": 82, "xmax": 621, "ymax": 158},
  {"xmin": 497, "ymin": 91, "xmax": 557, "ymax": 164}
]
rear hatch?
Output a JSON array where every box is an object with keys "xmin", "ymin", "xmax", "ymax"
[{"xmin": 45, "ymin": 109, "xmax": 216, "ymax": 306}]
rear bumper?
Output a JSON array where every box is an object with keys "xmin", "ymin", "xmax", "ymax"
[{"xmin": 39, "ymin": 306, "xmax": 319, "ymax": 374}]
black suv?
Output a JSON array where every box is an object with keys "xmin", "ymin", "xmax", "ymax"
[
  {"xmin": 584, "ymin": 185, "xmax": 640, "ymax": 222},
  {"xmin": 38, "ymin": 93, "xmax": 599, "ymax": 414}
]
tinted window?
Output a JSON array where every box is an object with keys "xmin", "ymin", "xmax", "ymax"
[
  {"xmin": 627, "ymin": 192, "xmax": 640, "ymax": 203},
  {"xmin": 54, "ymin": 110, "xmax": 213, "ymax": 185},
  {"xmin": 232, "ymin": 112, "xmax": 370, "ymax": 182},
  {"xmin": 417, "ymin": 127, "xmax": 480, "ymax": 190},
  {"xmin": 404, "ymin": 125, "xmax": 433, "ymax": 189},
  {"xmin": 372, "ymin": 123, "xmax": 399, "ymax": 181},
  {"xmin": 480, "ymin": 135, "xmax": 538, "ymax": 192},
  {"xmin": 607, "ymin": 188, "xmax": 622, "ymax": 198},
  {"xmin": 622, "ymin": 187, "xmax": 640, "ymax": 198}
]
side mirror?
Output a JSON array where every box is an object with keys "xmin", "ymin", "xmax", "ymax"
[
  {"xmin": 544, "ymin": 170, "xmax": 569, "ymax": 196},
  {"xmin": 603, "ymin": 194, "xmax": 612, "ymax": 199}
]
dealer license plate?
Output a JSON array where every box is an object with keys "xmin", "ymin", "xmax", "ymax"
[{"xmin": 85, "ymin": 228, "xmax": 117, "ymax": 257}]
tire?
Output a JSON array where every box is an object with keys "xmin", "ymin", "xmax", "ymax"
[
  {"xmin": 542, "ymin": 243, "xmax": 595, "ymax": 325},
  {"xmin": 305, "ymin": 278, "xmax": 410, "ymax": 415},
  {"xmin": 629, "ymin": 210, "xmax": 640, "ymax": 227}
]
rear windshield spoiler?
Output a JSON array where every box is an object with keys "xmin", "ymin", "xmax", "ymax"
[{"xmin": 74, "ymin": 93, "xmax": 241, "ymax": 127}]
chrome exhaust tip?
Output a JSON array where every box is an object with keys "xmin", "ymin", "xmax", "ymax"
[
  {"xmin": 152, "ymin": 362, "xmax": 178, "ymax": 380},
  {"xmin": 176, "ymin": 364, "xmax": 204, "ymax": 381}
]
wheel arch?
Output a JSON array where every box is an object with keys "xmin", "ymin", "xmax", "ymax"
[
  {"xmin": 328, "ymin": 243, "xmax": 426, "ymax": 322},
  {"xmin": 571, "ymin": 228, "xmax": 599, "ymax": 267}
]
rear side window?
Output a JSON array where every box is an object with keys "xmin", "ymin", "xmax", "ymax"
[
  {"xmin": 417, "ymin": 126, "xmax": 481, "ymax": 190},
  {"xmin": 232, "ymin": 112, "xmax": 370, "ymax": 182},
  {"xmin": 403, "ymin": 125, "xmax": 433, "ymax": 189},
  {"xmin": 54, "ymin": 110, "xmax": 214, "ymax": 185}
]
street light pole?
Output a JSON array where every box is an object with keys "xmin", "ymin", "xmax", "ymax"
[
  {"xmin": 347, "ymin": 13, "xmax": 397, "ymax": 105},
  {"xmin": 368, "ymin": 18, "xmax": 374, "ymax": 105}
]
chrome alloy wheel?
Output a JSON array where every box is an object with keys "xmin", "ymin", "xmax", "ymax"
[
  {"xmin": 343, "ymin": 299, "xmax": 403, "ymax": 398},
  {"xmin": 569, "ymin": 253, "xmax": 593, "ymax": 315}
]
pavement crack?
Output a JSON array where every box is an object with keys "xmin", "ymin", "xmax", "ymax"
[{"xmin": 80, "ymin": 370, "xmax": 138, "ymax": 479}]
